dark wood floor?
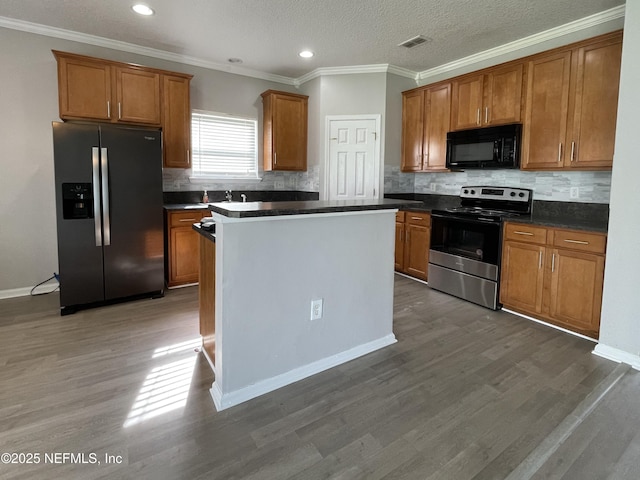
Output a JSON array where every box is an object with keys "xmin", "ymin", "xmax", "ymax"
[{"xmin": 1, "ymin": 276, "xmax": 638, "ymax": 479}]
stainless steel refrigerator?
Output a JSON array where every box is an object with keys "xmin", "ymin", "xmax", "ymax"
[{"xmin": 53, "ymin": 122, "xmax": 164, "ymax": 315}]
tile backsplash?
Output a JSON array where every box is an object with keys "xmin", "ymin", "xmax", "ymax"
[
  {"xmin": 385, "ymin": 166, "xmax": 611, "ymax": 204},
  {"xmin": 163, "ymin": 165, "xmax": 320, "ymax": 192}
]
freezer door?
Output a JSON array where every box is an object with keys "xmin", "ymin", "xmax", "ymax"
[
  {"xmin": 52, "ymin": 122, "xmax": 106, "ymax": 307},
  {"xmin": 99, "ymin": 125, "xmax": 164, "ymax": 300}
]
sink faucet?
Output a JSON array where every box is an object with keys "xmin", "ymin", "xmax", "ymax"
[
  {"xmin": 241, "ymin": 194, "xmax": 247, "ymax": 203},
  {"xmin": 225, "ymin": 190, "xmax": 233, "ymax": 202}
]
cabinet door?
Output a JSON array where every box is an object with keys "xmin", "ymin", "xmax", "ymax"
[
  {"xmin": 423, "ymin": 83, "xmax": 451, "ymax": 171},
  {"xmin": 169, "ymin": 227, "xmax": 200, "ymax": 286},
  {"xmin": 521, "ymin": 51, "xmax": 571, "ymax": 169},
  {"xmin": 163, "ymin": 75, "xmax": 191, "ymax": 168},
  {"xmin": 484, "ymin": 63, "xmax": 523, "ymax": 126},
  {"xmin": 568, "ymin": 36, "xmax": 622, "ymax": 169},
  {"xmin": 115, "ymin": 67, "xmax": 161, "ymax": 125},
  {"xmin": 395, "ymin": 222, "xmax": 405, "ymax": 271},
  {"xmin": 500, "ymin": 241, "xmax": 545, "ymax": 313},
  {"xmin": 451, "ymin": 74, "xmax": 483, "ymax": 130},
  {"xmin": 549, "ymin": 248, "xmax": 605, "ymax": 334},
  {"xmin": 270, "ymin": 93, "xmax": 307, "ymax": 171},
  {"xmin": 401, "ymin": 89, "xmax": 425, "ymax": 172},
  {"xmin": 404, "ymin": 224, "xmax": 429, "ymax": 280},
  {"xmin": 199, "ymin": 235, "xmax": 216, "ymax": 363},
  {"xmin": 56, "ymin": 55, "xmax": 112, "ymax": 121}
]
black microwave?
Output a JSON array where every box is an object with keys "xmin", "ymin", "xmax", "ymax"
[{"xmin": 446, "ymin": 123, "xmax": 521, "ymax": 169}]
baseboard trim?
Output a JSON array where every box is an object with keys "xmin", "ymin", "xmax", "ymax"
[
  {"xmin": 0, "ymin": 287, "xmax": 33, "ymax": 299},
  {"xmin": 210, "ymin": 333, "xmax": 397, "ymax": 411},
  {"xmin": 592, "ymin": 344, "xmax": 640, "ymax": 370},
  {"xmin": 502, "ymin": 308, "xmax": 597, "ymax": 343}
]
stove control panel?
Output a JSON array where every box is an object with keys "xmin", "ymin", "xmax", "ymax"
[{"xmin": 460, "ymin": 186, "xmax": 531, "ymax": 203}]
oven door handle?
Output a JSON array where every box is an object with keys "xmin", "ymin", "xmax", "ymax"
[{"xmin": 430, "ymin": 212, "xmax": 502, "ymax": 227}]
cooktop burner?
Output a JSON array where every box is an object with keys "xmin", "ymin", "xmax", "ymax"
[{"xmin": 451, "ymin": 186, "xmax": 532, "ymax": 215}]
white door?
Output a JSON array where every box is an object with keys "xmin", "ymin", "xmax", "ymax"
[{"xmin": 327, "ymin": 118, "xmax": 379, "ymax": 201}]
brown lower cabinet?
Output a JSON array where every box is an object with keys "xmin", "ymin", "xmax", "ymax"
[
  {"xmin": 165, "ymin": 209, "xmax": 209, "ymax": 288},
  {"xmin": 395, "ymin": 211, "xmax": 431, "ymax": 281},
  {"xmin": 500, "ymin": 222, "xmax": 606, "ymax": 338},
  {"xmin": 199, "ymin": 234, "xmax": 215, "ymax": 364}
]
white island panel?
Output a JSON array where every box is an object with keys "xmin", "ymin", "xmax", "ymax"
[{"xmin": 211, "ymin": 209, "xmax": 396, "ymax": 410}]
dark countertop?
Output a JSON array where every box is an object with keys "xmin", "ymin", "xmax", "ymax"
[
  {"xmin": 192, "ymin": 223, "xmax": 216, "ymax": 242},
  {"xmin": 164, "ymin": 203, "xmax": 212, "ymax": 211},
  {"xmin": 208, "ymin": 199, "xmax": 421, "ymax": 218},
  {"xmin": 385, "ymin": 193, "xmax": 609, "ymax": 234}
]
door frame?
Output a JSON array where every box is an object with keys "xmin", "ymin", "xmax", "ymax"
[{"xmin": 323, "ymin": 114, "xmax": 382, "ymax": 201}]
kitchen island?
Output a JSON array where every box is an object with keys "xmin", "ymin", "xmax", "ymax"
[{"xmin": 197, "ymin": 199, "xmax": 417, "ymax": 410}]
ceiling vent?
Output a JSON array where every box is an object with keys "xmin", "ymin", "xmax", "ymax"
[{"xmin": 398, "ymin": 35, "xmax": 431, "ymax": 49}]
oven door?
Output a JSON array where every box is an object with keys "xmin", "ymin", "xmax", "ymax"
[{"xmin": 429, "ymin": 213, "xmax": 502, "ymax": 280}]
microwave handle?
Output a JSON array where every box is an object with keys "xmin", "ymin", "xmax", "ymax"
[{"xmin": 494, "ymin": 140, "xmax": 501, "ymax": 164}]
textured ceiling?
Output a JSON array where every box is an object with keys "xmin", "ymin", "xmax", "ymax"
[{"xmin": 0, "ymin": 0, "xmax": 625, "ymax": 79}]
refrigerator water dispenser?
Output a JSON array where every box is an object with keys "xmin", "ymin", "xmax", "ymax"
[{"xmin": 62, "ymin": 183, "xmax": 93, "ymax": 219}]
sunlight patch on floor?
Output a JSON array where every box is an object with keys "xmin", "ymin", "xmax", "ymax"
[{"xmin": 124, "ymin": 338, "xmax": 200, "ymax": 427}]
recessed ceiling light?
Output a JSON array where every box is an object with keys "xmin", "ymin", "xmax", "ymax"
[
  {"xmin": 298, "ymin": 50, "xmax": 314, "ymax": 58},
  {"xmin": 228, "ymin": 58, "xmax": 243, "ymax": 64},
  {"xmin": 132, "ymin": 4, "xmax": 154, "ymax": 16}
]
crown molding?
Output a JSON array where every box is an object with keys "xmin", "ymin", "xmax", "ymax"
[
  {"xmin": 0, "ymin": 5, "xmax": 625, "ymax": 88},
  {"xmin": 0, "ymin": 15, "xmax": 297, "ymax": 85},
  {"xmin": 418, "ymin": 4, "xmax": 625, "ymax": 82}
]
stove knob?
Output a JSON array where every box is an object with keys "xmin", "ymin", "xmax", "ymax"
[
  {"xmin": 519, "ymin": 192, "xmax": 525, "ymax": 197},
  {"xmin": 464, "ymin": 189, "xmax": 469, "ymax": 194},
  {"xmin": 470, "ymin": 189, "xmax": 476, "ymax": 195},
  {"xmin": 510, "ymin": 191, "xmax": 516, "ymax": 197}
]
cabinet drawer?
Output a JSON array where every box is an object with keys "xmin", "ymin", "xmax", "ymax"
[
  {"xmin": 406, "ymin": 212, "xmax": 430, "ymax": 227},
  {"xmin": 504, "ymin": 223, "xmax": 547, "ymax": 245},
  {"xmin": 169, "ymin": 210, "xmax": 207, "ymax": 227},
  {"xmin": 396, "ymin": 211, "xmax": 406, "ymax": 223},
  {"xmin": 551, "ymin": 229, "xmax": 606, "ymax": 254}
]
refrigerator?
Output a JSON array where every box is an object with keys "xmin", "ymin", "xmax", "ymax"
[{"xmin": 52, "ymin": 122, "xmax": 165, "ymax": 315}]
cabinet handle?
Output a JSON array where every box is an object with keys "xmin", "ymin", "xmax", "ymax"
[
  {"xmin": 118, "ymin": 102, "xmax": 122, "ymax": 120},
  {"xmin": 513, "ymin": 231, "xmax": 534, "ymax": 236},
  {"xmin": 274, "ymin": 152, "xmax": 277, "ymax": 165},
  {"xmin": 411, "ymin": 216, "xmax": 423, "ymax": 221},
  {"xmin": 551, "ymin": 253, "xmax": 556, "ymax": 272},
  {"xmin": 107, "ymin": 101, "xmax": 111, "ymax": 118},
  {"xmin": 558, "ymin": 143, "xmax": 563, "ymax": 163},
  {"xmin": 179, "ymin": 218, "xmax": 196, "ymax": 222},
  {"xmin": 563, "ymin": 239, "xmax": 589, "ymax": 245},
  {"xmin": 570, "ymin": 141, "xmax": 576, "ymax": 162},
  {"xmin": 485, "ymin": 107, "xmax": 489, "ymax": 124},
  {"xmin": 539, "ymin": 251, "xmax": 543, "ymax": 269},
  {"xmin": 186, "ymin": 149, "xmax": 190, "ymax": 162},
  {"xmin": 476, "ymin": 108, "xmax": 481, "ymax": 126}
]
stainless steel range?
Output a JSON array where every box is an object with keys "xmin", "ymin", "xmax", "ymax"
[{"xmin": 428, "ymin": 186, "xmax": 532, "ymax": 309}]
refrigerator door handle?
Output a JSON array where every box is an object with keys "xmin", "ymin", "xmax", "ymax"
[
  {"xmin": 92, "ymin": 147, "xmax": 103, "ymax": 247},
  {"xmin": 101, "ymin": 147, "xmax": 111, "ymax": 246}
]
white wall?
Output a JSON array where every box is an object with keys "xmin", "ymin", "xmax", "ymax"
[
  {"xmin": 211, "ymin": 210, "xmax": 396, "ymax": 409},
  {"xmin": 596, "ymin": 3, "xmax": 640, "ymax": 364},
  {"xmin": 0, "ymin": 26, "xmax": 296, "ymax": 293}
]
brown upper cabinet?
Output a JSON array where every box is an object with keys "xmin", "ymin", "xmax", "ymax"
[
  {"xmin": 451, "ymin": 62, "xmax": 524, "ymax": 130},
  {"xmin": 162, "ymin": 75, "xmax": 192, "ymax": 168},
  {"xmin": 401, "ymin": 82, "xmax": 451, "ymax": 172},
  {"xmin": 53, "ymin": 50, "xmax": 193, "ymax": 168},
  {"xmin": 261, "ymin": 90, "xmax": 308, "ymax": 171},
  {"xmin": 521, "ymin": 31, "xmax": 622, "ymax": 170}
]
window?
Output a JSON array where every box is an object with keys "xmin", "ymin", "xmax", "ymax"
[{"xmin": 190, "ymin": 111, "xmax": 258, "ymax": 179}]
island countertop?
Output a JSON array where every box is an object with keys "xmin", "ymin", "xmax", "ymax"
[{"xmin": 208, "ymin": 198, "xmax": 420, "ymax": 218}]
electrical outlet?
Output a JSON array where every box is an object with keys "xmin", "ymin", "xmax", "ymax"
[
  {"xmin": 275, "ymin": 180, "xmax": 285, "ymax": 190},
  {"xmin": 310, "ymin": 299, "xmax": 323, "ymax": 321},
  {"xmin": 570, "ymin": 187, "xmax": 579, "ymax": 199},
  {"xmin": 430, "ymin": 183, "xmax": 437, "ymax": 192}
]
